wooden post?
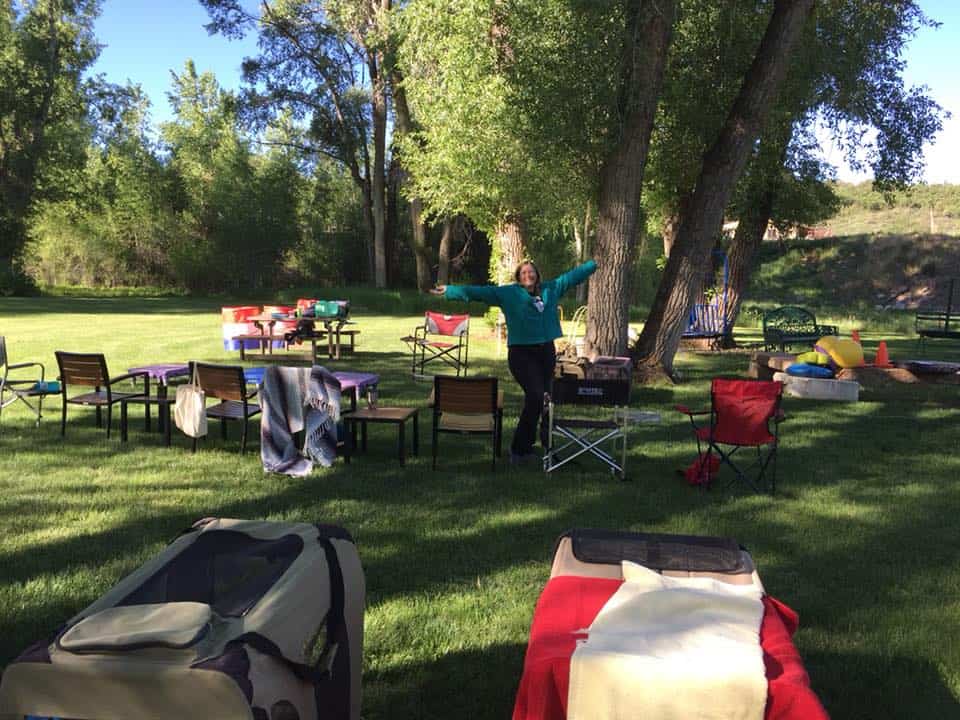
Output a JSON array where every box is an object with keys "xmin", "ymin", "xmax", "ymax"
[{"xmin": 946, "ymin": 279, "xmax": 954, "ymax": 334}]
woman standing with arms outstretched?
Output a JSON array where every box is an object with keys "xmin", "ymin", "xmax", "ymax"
[{"xmin": 431, "ymin": 259, "xmax": 597, "ymax": 464}]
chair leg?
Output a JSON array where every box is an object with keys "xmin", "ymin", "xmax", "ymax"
[
  {"xmin": 60, "ymin": 397, "xmax": 67, "ymax": 437},
  {"xmin": 192, "ymin": 436, "xmax": 198, "ymax": 453},
  {"xmin": 240, "ymin": 418, "xmax": 248, "ymax": 454},
  {"xmin": 121, "ymin": 401, "xmax": 128, "ymax": 443},
  {"xmin": 432, "ymin": 426, "xmax": 438, "ymax": 470},
  {"xmin": 105, "ymin": 404, "xmax": 112, "ymax": 439},
  {"xmin": 95, "ymin": 404, "xmax": 102, "ymax": 428},
  {"xmin": 144, "ymin": 396, "xmax": 151, "ymax": 432},
  {"xmin": 221, "ymin": 418, "xmax": 228, "ymax": 441}
]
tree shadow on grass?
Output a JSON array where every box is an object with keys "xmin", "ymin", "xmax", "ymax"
[
  {"xmin": 2, "ymin": 354, "xmax": 960, "ymax": 718},
  {"xmin": 804, "ymin": 650, "xmax": 960, "ymax": 720},
  {"xmin": 364, "ymin": 643, "xmax": 526, "ymax": 720}
]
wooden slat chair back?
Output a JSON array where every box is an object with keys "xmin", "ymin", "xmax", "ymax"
[
  {"xmin": 189, "ymin": 361, "xmax": 259, "ymax": 453},
  {"xmin": 432, "ymin": 376, "xmax": 502, "ymax": 470},
  {"xmin": 434, "ymin": 375, "xmax": 498, "ymax": 414},
  {"xmin": 54, "ymin": 351, "xmax": 148, "ymax": 438},
  {"xmin": 57, "ymin": 352, "xmax": 109, "ymax": 388},
  {"xmin": 193, "ymin": 362, "xmax": 247, "ymax": 402}
]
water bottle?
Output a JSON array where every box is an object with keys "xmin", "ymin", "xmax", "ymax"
[{"xmin": 367, "ymin": 385, "xmax": 378, "ymax": 410}]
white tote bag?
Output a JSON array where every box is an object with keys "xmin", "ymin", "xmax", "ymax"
[{"xmin": 174, "ymin": 367, "xmax": 207, "ymax": 438}]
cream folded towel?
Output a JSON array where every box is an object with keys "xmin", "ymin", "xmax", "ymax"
[{"xmin": 568, "ymin": 561, "xmax": 767, "ymax": 720}]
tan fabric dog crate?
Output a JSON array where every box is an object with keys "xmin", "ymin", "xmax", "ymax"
[
  {"xmin": 0, "ymin": 518, "xmax": 364, "ymax": 720},
  {"xmin": 549, "ymin": 527, "xmax": 760, "ymax": 585}
]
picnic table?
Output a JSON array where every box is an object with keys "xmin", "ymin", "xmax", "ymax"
[{"xmin": 239, "ymin": 312, "xmax": 359, "ymax": 361}]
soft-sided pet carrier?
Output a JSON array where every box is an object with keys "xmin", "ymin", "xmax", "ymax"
[
  {"xmin": 0, "ymin": 518, "xmax": 364, "ymax": 720},
  {"xmin": 512, "ymin": 529, "xmax": 828, "ymax": 720}
]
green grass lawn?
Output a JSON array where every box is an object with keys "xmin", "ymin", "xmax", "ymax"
[{"xmin": 1, "ymin": 296, "xmax": 959, "ymax": 718}]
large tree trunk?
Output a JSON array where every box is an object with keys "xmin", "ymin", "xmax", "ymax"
[
  {"xmin": 662, "ymin": 215, "xmax": 679, "ymax": 259},
  {"xmin": 437, "ymin": 215, "xmax": 461, "ymax": 285},
  {"xmin": 660, "ymin": 193, "xmax": 689, "ymax": 258},
  {"xmin": 370, "ymin": 52, "xmax": 388, "ymax": 288},
  {"xmin": 574, "ymin": 201, "xmax": 592, "ymax": 305},
  {"xmin": 385, "ymin": 157, "xmax": 400, "ymax": 286},
  {"xmin": 492, "ymin": 215, "xmax": 527, "ymax": 284},
  {"xmin": 584, "ymin": 0, "xmax": 677, "ymax": 357},
  {"xmin": 389, "ymin": 67, "xmax": 433, "ymax": 291},
  {"xmin": 723, "ymin": 121, "xmax": 795, "ymax": 341},
  {"xmin": 724, "ymin": 189, "xmax": 776, "ymax": 341},
  {"xmin": 633, "ymin": 0, "xmax": 815, "ymax": 377}
]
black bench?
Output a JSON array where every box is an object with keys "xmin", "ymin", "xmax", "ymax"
[
  {"xmin": 762, "ymin": 306, "xmax": 837, "ymax": 352},
  {"xmin": 916, "ymin": 279, "xmax": 960, "ymax": 346},
  {"xmin": 916, "ymin": 311, "xmax": 960, "ymax": 340}
]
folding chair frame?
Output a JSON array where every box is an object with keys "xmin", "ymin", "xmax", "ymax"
[
  {"xmin": 408, "ymin": 315, "xmax": 469, "ymax": 380},
  {"xmin": 678, "ymin": 387, "xmax": 785, "ymax": 495},
  {"xmin": 0, "ymin": 338, "xmax": 51, "ymax": 427},
  {"xmin": 544, "ymin": 400, "xmax": 629, "ymax": 480}
]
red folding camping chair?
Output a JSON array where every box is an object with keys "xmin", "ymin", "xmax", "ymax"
[
  {"xmin": 676, "ymin": 379, "xmax": 785, "ymax": 494},
  {"xmin": 403, "ymin": 311, "xmax": 470, "ymax": 379}
]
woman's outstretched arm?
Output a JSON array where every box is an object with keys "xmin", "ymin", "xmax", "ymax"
[
  {"xmin": 550, "ymin": 259, "xmax": 597, "ymax": 297},
  {"xmin": 430, "ymin": 283, "xmax": 503, "ymax": 306}
]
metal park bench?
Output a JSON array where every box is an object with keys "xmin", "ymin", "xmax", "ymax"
[{"xmin": 762, "ymin": 306, "xmax": 837, "ymax": 352}]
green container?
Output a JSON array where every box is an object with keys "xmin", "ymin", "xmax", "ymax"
[{"xmin": 314, "ymin": 300, "xmax": 349, "ymax": 319}]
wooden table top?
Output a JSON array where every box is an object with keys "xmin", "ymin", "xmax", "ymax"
[{"xmin": 346, "ymin": 406, "xmax": 418, "ymax": 422}]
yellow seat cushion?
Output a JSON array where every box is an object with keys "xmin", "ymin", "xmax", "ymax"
[{"xmin": 438, "ymin": 412, "xmax": 496, "ymax": 432}]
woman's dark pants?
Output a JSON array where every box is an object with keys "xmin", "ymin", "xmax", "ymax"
[{"xmin": 507, "ymin": 341, "xmax": 556, "ymax": 455}]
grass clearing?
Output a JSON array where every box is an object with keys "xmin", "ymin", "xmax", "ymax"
[{"xmin": 1, "ymin": 296, "xmax": 959, "ymax": 718}]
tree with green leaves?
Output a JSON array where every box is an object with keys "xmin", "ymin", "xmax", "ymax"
[
  {"xmin": 0, "ymin": 0, "xmax": 101, "ymax": 292},
  {"xmin": 718, "ymin": 1, "xmax": 943, "ymax": 341},
  {"xmin": 634, "ymin": 0, "xmax": 817, "ymax": 378},
  {"xmin": 202, "ymin": 0, "xmax": 399, "ymax": 287}
]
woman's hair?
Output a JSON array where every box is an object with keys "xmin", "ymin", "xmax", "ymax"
[{"xmin": 514, "ymin": 261, "xmax": 541, "ymax": 291}]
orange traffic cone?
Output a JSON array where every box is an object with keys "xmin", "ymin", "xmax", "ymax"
[
  {"xmin": 851, "ymin": 329, "xmax": 861, "ymax": 344},
  {"xmin": 874, "ymin": 340, "xmax": 892, "ymax": 368}
]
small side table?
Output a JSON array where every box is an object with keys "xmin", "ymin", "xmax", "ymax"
[
  {"xmin": 344, "ymin": 407, "xmax": 419, "ymax": 466},
  {"xmin": 121, "ymin": 395, "xmax": 175, "ymax": 446}
]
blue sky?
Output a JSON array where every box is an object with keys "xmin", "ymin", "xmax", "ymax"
[{"xmin": 91, "ymin": 1, "xmax": 959, "ymax": 183}]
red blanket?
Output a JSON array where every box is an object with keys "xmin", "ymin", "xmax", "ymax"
[{"xmin": 512, "ymin": 576, "xmax": 828, "ymax": 720}]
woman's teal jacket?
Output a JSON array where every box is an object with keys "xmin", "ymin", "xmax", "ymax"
[{"xmin": 443, "ymin": 260, "xmax": 597, "ymax": 346}]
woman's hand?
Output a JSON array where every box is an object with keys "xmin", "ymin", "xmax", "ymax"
[{"xmin": 429, "ymin": 285, "xmax": 447, "ymax": 296}]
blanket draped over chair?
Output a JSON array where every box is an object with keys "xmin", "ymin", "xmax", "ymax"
[{"xmin": 259, "ymin": 366, "xmax": 341, "ymax": 476}]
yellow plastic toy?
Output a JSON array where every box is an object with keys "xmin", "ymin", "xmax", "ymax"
[
  {"xmin": 796, "ymin": 350, "xmax": 830, "ymax": 365},
  {"xmin": 814, "ymin": 336, "xmax": 864, "ymax": 368}
]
